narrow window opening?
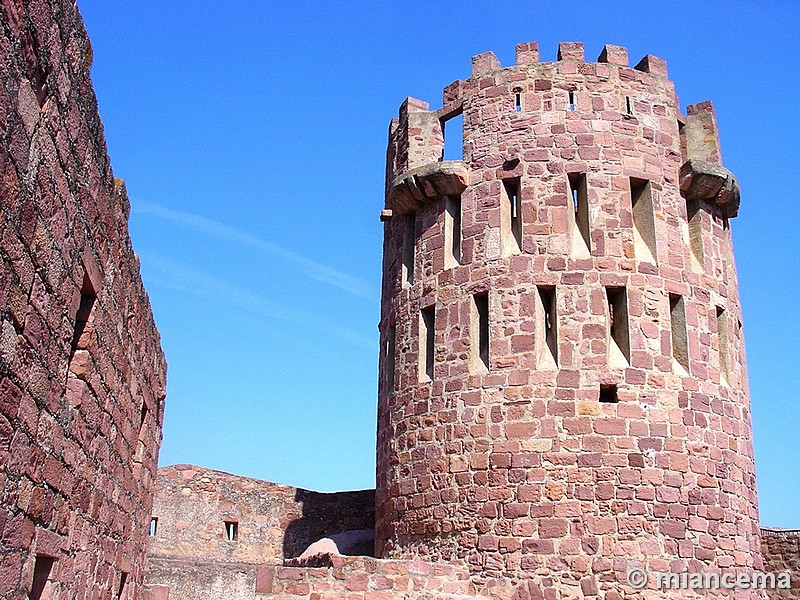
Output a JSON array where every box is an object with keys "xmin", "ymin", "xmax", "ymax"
[
  {"xmin": 567, "ymin": 90, "xmax": 576, "ymax": 111},
  {"xmin": 471, "ymin": 293, "xmax": 489, "ymax": 372},
  {"xmin": 385, "ymin": 325, "xmax": 396, "ymax": 392},
  {"xmin": 716, "ymin": 306, "xmax": 729, "ymax": 383},
  {"xmin": 599, "ymin": 384, "xmax": 619, "ymax": 403},
  {"xmin": 224, "ymin": 520, "xmax": 239, "ymax": 542},
  {"xmin": 630, "ymin": 178, "xmax": 658, "ymax": 264},
  {"xmin": 441, "ymin": 112, "xmax": 463, "ymax": 161},
  {"xmin": 514, "ymin": 92, "xmax": 522, "ymax": 112},
  {"xmin": 402, "ymin": 214, "xmax": 416, "ymax": 287},
  {"xmin": 419, "ymin": 306, "xmax": 436, "ymax": 382},
  {"xmin": 536, "ymin": 286, "xmax": 558, "ymax": 368},
  {"xmin": 669, "ymin": 294, "xmax": 689, "ymax": 374},
  {"xmin": 135, "ymin": 403, "xmax": 148, "ymax": 464},
  {"xmin": 686, "ymin": 200, "xmax": 704, "ymax": 271},
  {"xmin": 501, "ymin": 179, "xmax": 522, "ymax": 256},
  {"xmin": 568, "ymin": 173, "xmax": 591, "ymax": 256},
  {"xmin": 69, "ymin": 272, "xmax": 97, "ymax": 363},
  {"xmin": 625, "ymin": 96, "xmax": 633, "ymax": 115},
  {"xmin": 445, "ymin": 195, "xmax": 462, "ymax": 268},
  {"xmin": 606, "ymin": 287, "xmax": 630, "ymax": 366},
  {"xmin": 117, "ymin": 572, "xmax": 128, "ymax": 599},
  {"xmin": 29, "ymin": 555, "xmax": 56, "ymax": 600},
  {"xmin": 149, "ymin": 517, "xmax": 158, "ymax": 536}
]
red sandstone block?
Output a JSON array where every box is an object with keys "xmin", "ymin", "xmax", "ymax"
[
  {"xmin": 515, "ymin": 42, "xmax": 540, "ymax": 65},
  {"xmin": 255, "ymin": 565, "xmax": 275, "ymax": 594}
]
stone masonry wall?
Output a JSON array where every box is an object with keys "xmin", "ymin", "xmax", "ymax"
[
  {"xmin": 762, "ymin": 529, "xmax": 800, "ymax": 599},
  {"xmin": 144, "ymin": 465, "xmax": 375, "ymax": 598},
  {"xmin": 376, "ymin": 41, "xmax": 760, "ymax": 598},
  {"xmin": 0, "ymin": 1, "xmax": 167, "ymax": 598}
]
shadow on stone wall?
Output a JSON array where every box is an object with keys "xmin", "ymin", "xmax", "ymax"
[{"xmin": 282, "ymin": 488, "xmax": 376, "ymax": 559}]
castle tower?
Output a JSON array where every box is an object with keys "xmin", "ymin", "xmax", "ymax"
[{"xmin": 376, "ymin": 42, "xmax": 761, "ymax": 596}]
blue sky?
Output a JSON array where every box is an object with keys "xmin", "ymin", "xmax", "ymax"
[{"xmin": 78, "ymin": 1, "xmax": 799, "ymax": 527}]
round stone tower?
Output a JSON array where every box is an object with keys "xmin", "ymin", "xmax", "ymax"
[{"xmin": 376, "ymin": 41, "xmax": 762, "ymax": 596}]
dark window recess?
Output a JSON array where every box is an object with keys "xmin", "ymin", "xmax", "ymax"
[
  {"xmin": 568, "ymin": 90, "xmax": 576, "ymax": 111},
  {"xmin": 606, "ymin": 287, "xmax": 630, "ymax": 364},
  {"xmin": 514, "ymin": 92, "xmax": 522, "ymax": 112},
  {"xmin": 630, "ymin": 178, "xmax": 657, "ymax": 264},
  {"xmin": 599, "ymin": 384, "xmax": 619, "ymax": 403},
  {"xmin": 441, "ymin": 112, "xmax": 463, "ymax": 161},
  {"xmin": 503, "ymin": 179, "xmax": 522, "ymax": 253},
  {"xmin": 625, "ymin": 96, "xmax": 633, "ymax": 115},
  {"xmin": 29, "ymin": 555, "xmax": 56, "ymax": 600},
  {"xmin": 225, "ymin": 520, "xmax": 239, "ymax": 541},
  {"xmin": 716, "ymin": 306, "xmax": 729, "ymax": 381},
  {"xmin": 446, "ymin": 195, "xmax": 462, "ymax": 267},
  {"xmin": 117, "ymin": 572, "xmax": 128, "ymax": 599},
  {"xmin": 474, "ymin": 293, "xmax": 489, "ymax": 371},
  {"xmin": 402, "ymin": 214, "xmax": 415, "ymax": 286},
  {"xmin": 69, "ymin": 273, "xmax": 97, "ymax": 362},
  {"xmin": 669, "ymin": 294, "xmax": 689, "ymax": 372},
  {"xmin": 538, "ymin": 286, "xmax": 558, "ymax": 364},
  {"xmin": 421, "ymin": 306, "xmax": 436, "ymax": 381},
  {"xmin": 149, "ymin": 517, "xmax": 158, "ymax": 536},
  {"xmin": 568, "ymin": 173, "xmax": 591, "ymax": 253}
]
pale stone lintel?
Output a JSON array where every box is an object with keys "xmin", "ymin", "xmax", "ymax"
[{"xmin": 388, "ymin": 161, "xmax": 468, "ymax": 215}]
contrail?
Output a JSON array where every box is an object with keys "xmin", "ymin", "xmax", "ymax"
[{"xmin": 133, "ymin": 200, "xmax": 375, "ymax": 300}]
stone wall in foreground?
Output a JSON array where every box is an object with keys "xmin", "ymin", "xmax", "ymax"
[
  {"xmin": 0, "ymin": 0, "xmax": 167, "ymax": 598},
  {"xmin": 762, "ymin": 529, "xmax": 800, "ymax": 599}
]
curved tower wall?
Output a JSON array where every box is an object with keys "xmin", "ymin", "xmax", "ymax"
[{"xmin": 376, "ymin": 41, "xmax": 759, "ymax": 593}]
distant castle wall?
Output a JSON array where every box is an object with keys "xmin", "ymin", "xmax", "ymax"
[
  {"xmin": 0, "ymin": 1, "xmax": 166, "ymax": 598},
  {"xmin": 143, "ymin": 465, "xmax": 374, "ymax": 598},
  {"xmin": 762, "ymin": 529, "xmax": 800, "ymax": 599}
]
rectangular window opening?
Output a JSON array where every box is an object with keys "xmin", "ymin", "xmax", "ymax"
[
  {"xmin": 149, "ymin": 517, "xmax": 158, "ymax": 536},
  {"xmin": 441, "ymin": 112, "xmax": 464, "ymax": 161},
  {"xmin": 471, "ymin": 293, "xmax": 489, "ymax": 372},
  {"xmin": 29, "ymin": 555, "xmax": 56, "ymax": 600},
  {"xmin": 606, "ymin": 287, "xmax": 630, "ymax": 366},
  {"xmin": 117, "ymin": 572, "xmax": 128, "ymax": 599},
  {"xmin": 385, "ymin": 324, "xmax": 396, "ymax": 392},
  {"xmin": 686, "ymin": 200, "xmax": 704, "ymax": 271},
  {"xmin": 568, "ymin": 90, "xmax": 576, "ymax": 111},
  {"xmin": 669, "ymin": 294, "xmax": 689, "ymax": 374},
  {"xmin": 420, "ymin": 306, "xmax": 436, "ymax": 382},
  {"xmin": 501, "ymin": 179, "xmax": 522, "ymax": 256},
  {"xmin": 445, "ymin": 195, "xmax": 462, "ymax": 268},
  {"xmin": 568, "ymin": 173, "xmax": 591, "ymax": 255},
  {"xmin": 225, "ymin": 520, "xmax": 239, "ymax": 542},
  {"xmin": 625, "ymin": 96, "xmax": 633, "ymax": 115},
  {"xmin": 514, "ymin": 92, "xmax": 522, "ymax": 112},
  {"xmin": 599, "ymin": 384, "xmax": 619, "ymax": 403},
  {"xmin": 630, "ymin": 178, "xmax": 658, "ymax": 264},
  {"xmin": 716, "ymin": 306, "xmax": 729, "ymax": 383},
  {"xmin": 402, "ymin": 214, "xmax": 416, "ymax": 287},
  {"xmin": 537, "ymin": 286, "xmax": 558, "ymax": 367},
  {"xmin": 69, "ymin": 272, "xmax": 97, "ymax": 361}
]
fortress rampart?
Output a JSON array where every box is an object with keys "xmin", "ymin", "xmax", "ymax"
[{"xmin": 1, "ymin": 1, "xmax": 166, "ymax": 598}]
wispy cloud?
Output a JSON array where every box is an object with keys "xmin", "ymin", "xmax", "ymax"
[
  {"xmin": 141, "ymin": 253, "xmax": 374, "ymax": 349},
  {"xmin": 133, "ymin": 200, "xmax": 375, "ymax": 300}
]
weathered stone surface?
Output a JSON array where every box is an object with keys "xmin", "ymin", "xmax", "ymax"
[
  {"xmin": 376, "ymin": 40, "xmax": 763, "ymax": 599},
  {"xmin": 0, "ymin": 0, "xmax": 167, "ymax": 597},
  {"xmin": 680, "ymin": 159, "xmax": 741, "ymax": 217},
  {"xmin": 388, "ymin": 161, "xmax": 469, "ymax": 215}
]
